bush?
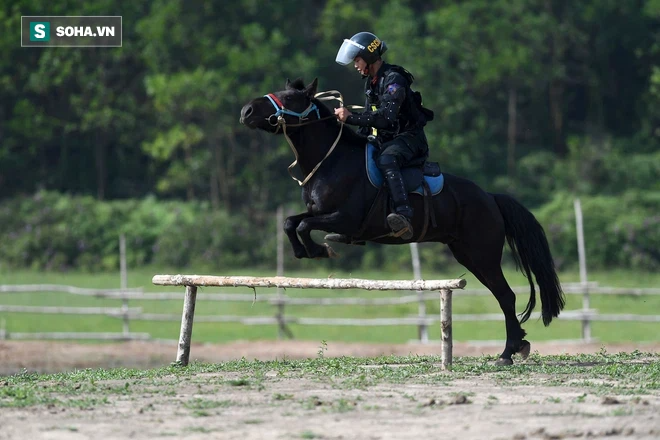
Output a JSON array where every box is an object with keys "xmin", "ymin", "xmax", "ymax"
[
  {"xmin": 151, "ymin": 208, "xmax": 266, "ymax": 269},
  {"xmin": 534, "ymin": 191, "xmax": 660, "ymax": 271},
  {"xmin": 1, "ymin": 190, "xmax": 657, "ymax": 272},
  {"xmin": 0, "ymin": 191, "xmax": 271, "ymax": 272}
]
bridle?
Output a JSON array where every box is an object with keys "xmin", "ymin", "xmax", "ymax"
[
  {"xmin": 264, "ymin": 93, "xmax": 321, "ymax": 125},
  {"xmin": 263, "ymin": 90, "xmax": 345, "ymax": 187}
]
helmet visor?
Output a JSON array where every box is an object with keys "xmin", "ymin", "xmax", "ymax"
[{"xmin": 335, "ymin": 39, "xmax": 363, "ymax": 65}]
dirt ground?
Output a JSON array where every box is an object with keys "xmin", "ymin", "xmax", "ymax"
[
  {"xmin": 1, "ymin": 339, "xmax": 660, "ymax": 375},
  {"xmin": 1, "ymin": 340, "xmax": 659, "ymax": 440},
  {"xmin": 2, "ymin": 339, "xmax": 660, "ymax": 375}
]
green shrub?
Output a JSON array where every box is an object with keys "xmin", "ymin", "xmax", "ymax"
[
  {"xmin": 1, "ymin": 190, "xmax": 657, "ymax": 272},
  {"xmin": 534, "ymin": 191, "xmax": 660, "ymax": 271},
  {"xmin": 0, "ymin": 191, "xmax": 272, "ymax": 272}
]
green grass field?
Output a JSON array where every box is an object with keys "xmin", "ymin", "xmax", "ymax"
[
  {"xmin": 2, "ymin": 351, "xmax": 659, "ymax": 409},
  {"xmin": 1, "ymin": 265, "xmax": 659, "ymax": 344},
  {"xmin": 1, "ymin": 351, "xmax": 658, "ymax": 439}
]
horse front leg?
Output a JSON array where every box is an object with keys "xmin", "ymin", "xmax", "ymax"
[
  {"xmin": 296, "ymin": 211, "xmax": 347, "ymax": 259},
  {"xmin": 284, "ymin": 212, "xmax": 313, "ymax": 259}
]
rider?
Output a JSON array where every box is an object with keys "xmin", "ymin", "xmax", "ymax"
[{"xmin": 334, "ymin": 32, "xmax": 432, "ymax": 241}]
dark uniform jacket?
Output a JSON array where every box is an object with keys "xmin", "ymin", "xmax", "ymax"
[{"xmin": 345, "ymin": 62, "xmax": 433, "ymax": 166}]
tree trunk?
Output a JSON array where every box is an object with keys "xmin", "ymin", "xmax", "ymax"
[
  {"xmin": 185, "ymin": 146, "xmax": 194, "ymax": 200},
  {"xmin": 549, "ymin": 79, "xmax": 567, "ymax": 156},
  {"xmin": 221, "ymin": 133, "xmax": 242, "ymax": 212},
  {"xmin": 546, "ymin": 0, "xmax": 568, "ymax": 157},
  {"xmin": 215, "ymin": 137, "xmax": 230, "ymax": 212},
  {"xmin": 209, "ymin": 154, "xmax": 220, "ymax": 211},
  {"xmin": 59, "ymin": 132, "xmax": 69, "ymax": 191},
  {"xmin": 209, "ymin": 144, "xmax": 220, "ymax": 210},
  {"xmin": 507, "ymin": 86, "xmax": 517, "ymax": 192},
  {"xmin": 95, "ymin": 133, "xmax": 106, "ymax": 200}
]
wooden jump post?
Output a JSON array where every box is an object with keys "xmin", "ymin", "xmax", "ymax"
[{"xmin": 152, "ymin": 275, "xmax": 466, "ymax": 370}]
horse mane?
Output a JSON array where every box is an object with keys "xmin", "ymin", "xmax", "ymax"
[{"xmin": 288, "ymin": 78, "xmax": 306, "ymax": 90}]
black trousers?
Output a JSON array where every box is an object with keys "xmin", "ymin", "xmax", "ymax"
[{"xmin": 378, "ymin": 130, "xmax": 429, "ymax": 168}]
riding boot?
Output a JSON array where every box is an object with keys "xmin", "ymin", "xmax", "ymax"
[{"xmin": 383, "ymin": 167, "xmax": 414, "ymax": 240}]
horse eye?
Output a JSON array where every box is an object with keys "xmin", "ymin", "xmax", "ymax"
[{"xmin": 283, "ymin": 95, "xmax": 300, "ymax": 108}]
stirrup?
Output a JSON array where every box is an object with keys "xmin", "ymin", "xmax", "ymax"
[{"xmin": 386, "ymin": 213, "xmax": 413, "ymax": 240}]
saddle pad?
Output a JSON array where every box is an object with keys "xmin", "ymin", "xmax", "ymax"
[{"xmin": 366, "ymin": 143, "xmax": 444, "ymax": 196}]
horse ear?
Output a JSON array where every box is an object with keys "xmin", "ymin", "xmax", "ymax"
[
  {"xmin": 305, "ymin": 78, "xmax": 318, "ymax": 97},
  {"xmin": 285, "ymin": 78, "xmax": 292, "ymax": 89}
]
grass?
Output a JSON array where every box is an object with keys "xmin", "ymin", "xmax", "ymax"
[
  {"xmin": 0, "ymin": 266, "xmax": 659, "ymax": 344},
  {"xmin": 0, "ymin": 351, "xmax": 658, "ymax": 409}
]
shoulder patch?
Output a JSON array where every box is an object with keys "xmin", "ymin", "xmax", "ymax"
[{"xmin": 386, "ymin": 83, "xmax": 402, "ymax": 94}]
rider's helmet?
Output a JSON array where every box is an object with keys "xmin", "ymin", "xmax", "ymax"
[{"xmin": 335, "ymin": 32, "xmax": 388, "ymax": 67}]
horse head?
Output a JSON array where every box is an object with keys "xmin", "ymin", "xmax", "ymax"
[{"xmin": 240, "ymin": 78, "xmax": 319, "ymax": 133}]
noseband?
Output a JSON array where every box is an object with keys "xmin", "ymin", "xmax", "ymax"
[
  {"xmin": 264, "ymin": 93, "xmax": 321, "ymax": 127},
  {"xmin": 263, "ymin": 90, "xmax": 345, "ymax": 187}
]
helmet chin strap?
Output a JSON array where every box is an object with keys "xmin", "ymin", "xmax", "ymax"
[
  {"xmin": 360, "ymin": 63, "xmax": 371, "ymax": 79},
  {"xmin": 362, "ymin": 58, "xmax": 382, "ymax": 79}
]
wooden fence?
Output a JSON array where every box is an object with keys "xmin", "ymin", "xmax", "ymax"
[
  {"xmin": 3, "ymin": 199, "xmax": 650, "ymax": 342},
  {"xmin": 1, "ymin": 280, "xmax": 659, "ymax": 344},
  {"xmin": 0, "ymin": 284, "xmax": 151, "ymax": 341},
  {"xmin": 151, "ymin": 274, "xmax": 463, "ymax": 369}
]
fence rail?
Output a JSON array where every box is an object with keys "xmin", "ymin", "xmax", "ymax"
[
  {"xmin": 1, "ymin": 282, "xmax": 659, "ymax": 345},
  {"xmin": 0, "ymin": 284, "xmax": 144, "ymax": 296},
  {"xmin": 0, "ymin": 304, "xmax": 141, "ymax": 317},
  {"xmin": 0, "ymin": 332, "xmax": 151, "ymax": 341}
]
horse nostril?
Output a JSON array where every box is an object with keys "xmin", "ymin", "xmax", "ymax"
[{"xmin": 241, "ymin": 105, "xmax": 254, "ymax": 120}]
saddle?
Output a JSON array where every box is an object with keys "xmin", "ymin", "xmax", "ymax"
[
  {"xmin": 324, "ymin": 141, "xmax": 445, "ymax": 245},
  {"xmin": 365, "ymin": 142, "xmax": 444, "ymax": 196}
]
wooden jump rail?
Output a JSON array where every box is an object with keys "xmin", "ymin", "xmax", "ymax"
[{"xmin": 151, "ymin": 275, "xmax": 466, "ymax": 370}]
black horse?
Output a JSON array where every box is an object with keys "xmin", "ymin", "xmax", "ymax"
[{"xmin": 240, "ymin": 78, "xmax": 565, "ymax": 365}]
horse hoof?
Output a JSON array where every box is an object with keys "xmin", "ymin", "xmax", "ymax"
[
  {"xmin": 518, "ymin": 340, "xmax": 531, "ymax": 360},
  {"xmin": 325, "ymin": 233, "xmax": 350, "ymax": 244},
  {"xmin": 324, "ymin": 243, "xmax": 339, "ymax": 259},
  {"xmin": 495, "ymin": 357, "xmax": 513, "ymax": 366}
]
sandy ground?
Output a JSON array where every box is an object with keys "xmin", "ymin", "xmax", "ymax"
[
  {"xmin": 0, "ymin": 340, "xmax": 659, "ymax": 440},
  {"xmin": 1, "ymin": 339, "xmax": 660, "ymax": 375}
]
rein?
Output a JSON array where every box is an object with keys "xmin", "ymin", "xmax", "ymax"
[{"xmin": 264, "ymin": 90, "xmax": 345, "ymax": 187}]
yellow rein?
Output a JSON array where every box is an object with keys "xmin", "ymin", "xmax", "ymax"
[{"xmin": 280, "ymin": 90, "xmax": 345, "ymax": 187}]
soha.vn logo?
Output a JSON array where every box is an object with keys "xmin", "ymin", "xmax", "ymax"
[{"xmin": 30, "ymin": 22, "xmax": 50, "ymax": 41}]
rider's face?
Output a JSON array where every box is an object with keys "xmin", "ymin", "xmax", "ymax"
[{"xmin": 353, "ymin": 56, "xmax": 369, "ymax": 76}]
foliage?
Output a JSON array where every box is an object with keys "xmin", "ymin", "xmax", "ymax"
[
  {"xmin": 0, "ymin": 191, "xmax": 265, "ymax": 271},
  {"xmin": 535, "ymin": 191, "xmax": 660, "ymax": 271},
  {"xmin": 0, "ymin": 0, "xmax": 659, "ymax": 271},
  {"xmin": 1, "ymin": 189, "xmax": 656, "ymax": 272}
]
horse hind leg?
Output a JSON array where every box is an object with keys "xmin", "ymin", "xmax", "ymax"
[
  {"xmin": 449, "ymin": 243, "xmax": 529, "ymax": 365},
  {"xmin": 482, "ymin": 265, "xmax": 531, "ymax": 365}
]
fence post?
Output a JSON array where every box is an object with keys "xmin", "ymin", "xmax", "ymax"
[
  {"xmin": 409, "ymin": 243, "xmax": 428, "ymax": 343},
  {"xmin": 440, "ymin": 288, "xmax": 452, "ymax": 370},
  {"xmin": 119, "ymin": 234, "xmax": 130, "ymax": 338},
  {"xmin": 176, "ymin": 285, "xmax": 198, "ymax": 366},
  {"xmin": 275, "ymin": 206, "xmax": 289, "ymax": 339},
  {"xmin": 0, "ymin": 318, "xmax": 6, "ymax": 340},
  {"xmin": 574, "ymin": 199, "xmax": 591, "ymax": 342}
]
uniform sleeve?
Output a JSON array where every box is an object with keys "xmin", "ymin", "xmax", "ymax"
[{"xmin": 345, "ymin": 72, "xmax": 407, "ymax": 130}]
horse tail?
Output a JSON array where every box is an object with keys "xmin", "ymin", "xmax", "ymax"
[{"xmin": 492, "ymin": 193, "xmax": 565, "ymax": 326}]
